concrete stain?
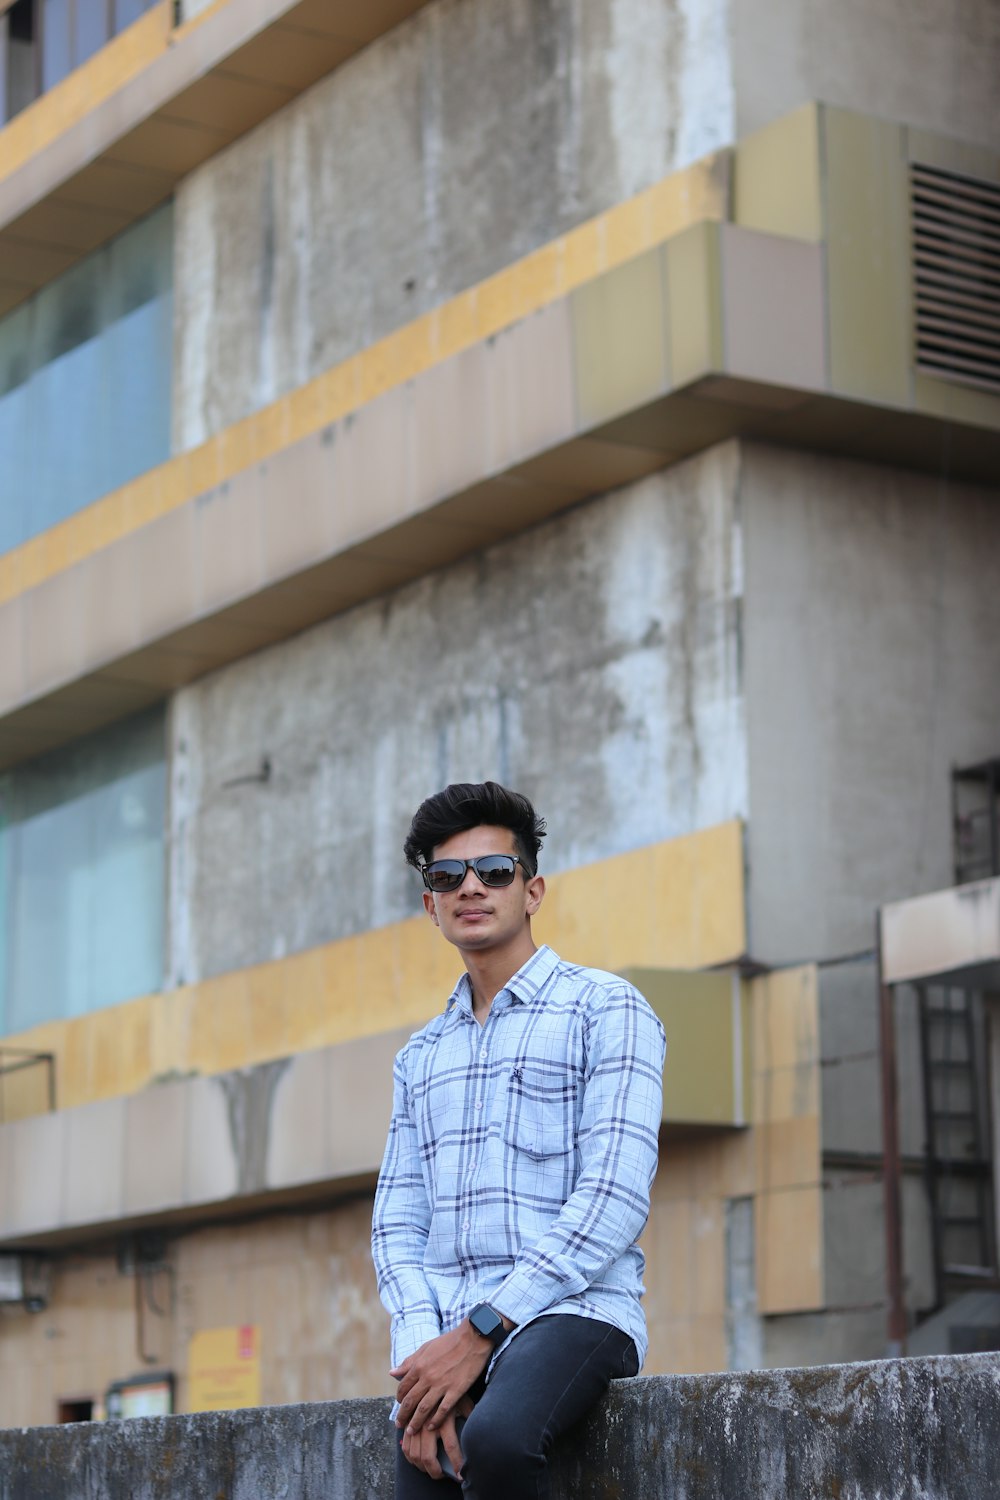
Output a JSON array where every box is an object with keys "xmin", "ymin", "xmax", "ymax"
[{"xmin": 218, "ymin": 1060, "xmax": 290, "ymax": 1195}]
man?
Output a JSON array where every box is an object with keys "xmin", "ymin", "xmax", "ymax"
[{"xmin": 371, "ymin": 781, "xmax": 666, "ymax": 1499}]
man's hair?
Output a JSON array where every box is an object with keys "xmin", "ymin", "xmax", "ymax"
[{"xmin": 403, "ymin": 781, "xmax": 547, "ymax": 875}]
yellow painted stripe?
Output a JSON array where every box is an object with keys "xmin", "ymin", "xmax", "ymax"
[
  {"xmin": 0, "ymin": 153, "xmax": 729, "ymax": 609},
  {"xmin": 1, "ymin": 821, "xmax": 745, "ymax": 1118}
]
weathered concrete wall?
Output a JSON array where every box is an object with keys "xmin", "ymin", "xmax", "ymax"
[
  {"xmin": 740, "ymin": 445, "xmax": 1000, "ymax": 1356},
  {"xmin": 2, "ymin": 1356, "xmax": 998, "ymax": 1499},
  {"xmin": 732, "ymin": 0, "xmax": 1000, "ymax": 148},
  {"xmin": 172, "ymin": 0, "xmax": 1000, "ymax": 450},
  {"xmin": 171, "ymin": 0, "xmax": 736, "ymax": 447},
  {"xmin": 167, "ymin": 442, "xmax": 746, "ymax": 984},
  {"xmin": 742, "ymin": 444, "xmax": 1000, "ymax": 968}
]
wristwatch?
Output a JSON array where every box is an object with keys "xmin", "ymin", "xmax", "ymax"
[{"xmin": 468, "ymin": 1302, "xmax": 507, "ymax": 1348}]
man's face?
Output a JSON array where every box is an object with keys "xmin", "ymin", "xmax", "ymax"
[{"xmin": 422, "ymin": 824, "xmax": 544, "ymax": 955}]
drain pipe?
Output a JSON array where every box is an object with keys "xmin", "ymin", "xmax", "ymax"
[{"xmin": 877, "ymin": 907, "xmax": 907, "ymax": 1356}]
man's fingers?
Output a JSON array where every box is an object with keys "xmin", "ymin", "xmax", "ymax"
[
  {"xmin": 402, "ymin": 1426, "xmax": 441, "ymax": 1479},
  {"xmin": 406, "ymin": 1389, "xmax": 452, "ymax": 1435},
  {"xmin": 441, "ymin": 1419, "xmax": 464, "ymax": 1479},
  {"xmin": 425, "ymin": 1394, "xmax": 452, "ymax": 1431},
  {"xmin": 394, "ymin": 1379, "xmax": 428, "ymax": 1427}
]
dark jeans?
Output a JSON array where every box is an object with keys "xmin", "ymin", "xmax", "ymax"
[{"xmin": 394, "ymin": 1314, "xmax": 639, "ymax": 1500}]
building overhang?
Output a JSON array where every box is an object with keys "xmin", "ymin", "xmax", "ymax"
[
  {"xmin": 0, "ymin": 0, "xmax": 431, "ymax": 318},
  {"xmin": 0, "ymin": 965, "xmax": 747, "ymax": 1251},
  {"xmin": 880, "ymin": 877, "xmax": 1000, "ymax": 990}
]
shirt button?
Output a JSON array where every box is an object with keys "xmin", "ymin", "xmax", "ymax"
[
  {"xmin": 475, "ymin": 1099, "xmax": 483, "ymax": 1110},
  {"xmin": 462, "ymin": 1220, "xmax": 470, "ymax": 1231}
]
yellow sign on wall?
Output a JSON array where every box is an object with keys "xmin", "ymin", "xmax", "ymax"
[{"xmin": 188, "ymin": 1325, "xmax": 261, "ymax": 1413}]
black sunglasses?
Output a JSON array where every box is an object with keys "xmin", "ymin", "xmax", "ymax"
[{"xmin": 420, "ymin": 854, "xmax": 528, "ymax": 893}]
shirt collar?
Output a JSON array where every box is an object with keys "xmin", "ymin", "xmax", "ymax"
[{"xmin": 445, "ymin": 944, "xmax": 560, "ymax": 1017}]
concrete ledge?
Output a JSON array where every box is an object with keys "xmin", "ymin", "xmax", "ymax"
[{"xmin": 2, "ymin": 1356, "xmax": 998, "ymax": 1499}]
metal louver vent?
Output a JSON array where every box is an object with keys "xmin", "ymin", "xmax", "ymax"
[{"xmin": 911, "ymin": 163, "xmax": 1000, "ymax": 395}]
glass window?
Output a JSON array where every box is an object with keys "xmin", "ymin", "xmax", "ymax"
[
  {"xmin": 40, "ymin": 0, "xmax": 70, "ymax": 92},
  {"xmin": 0, "ymin": 14, "xmax": 7, "ymax": 122},
  {"xmin": 75, "ymin": 0, "xmax": 109, "ymax": 67},
  {"xmin": 0, "ymin": 202, "xmax": 172, "ymax": 555},
  {"xmin": 114, "ymin": 0, "xmax": 148, "ymax": 28},
  {"xmin": 5, "ymin": 0, "xmax": 40, "ymax": 123},
  {"xmin": 0, "ymin": 709, "xmax": 166, "ymax": 1036}
]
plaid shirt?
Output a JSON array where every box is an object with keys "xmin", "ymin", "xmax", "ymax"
[{"xmin": 371, "ymin": 945, "xmax": 666, "ymax": 1371}]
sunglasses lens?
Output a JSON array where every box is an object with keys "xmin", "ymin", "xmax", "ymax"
[
  {"xmin": 475, "ymin": 855, "xmax": 517, "ymax": 887},
  {"xmin": 422, "ymin": 855, "xmax": 520, "ymax": 891}
]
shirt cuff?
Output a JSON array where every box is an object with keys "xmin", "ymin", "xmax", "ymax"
[
  {"xmin": 490, "ymin": 1267, "xmax": 561, "ymax": 1329},
  {"xmin": 390, "ymin": 1314, "xmax": 442, "ymax": 1369}
]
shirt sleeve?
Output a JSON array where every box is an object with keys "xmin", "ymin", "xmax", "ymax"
[
  {"xmin": 489, "ymin": 985, "xmax": 666, "ymax": 1328},
  {"xmin": 371, "ymin": 1046, "xmax": 443, "ymax": 1367}
]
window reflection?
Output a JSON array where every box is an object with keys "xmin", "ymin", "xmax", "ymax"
[{"xmin": 0, "ymin": 709, "xmax": 166, "ymax": 1035}]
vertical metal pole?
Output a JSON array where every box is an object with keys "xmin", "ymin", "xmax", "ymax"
[{"xmin": 877, "ymin": 911, "xmax": 907, "ymax": 1356}]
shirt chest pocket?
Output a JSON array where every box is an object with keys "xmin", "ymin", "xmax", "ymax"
[{"xmin": 502, "ymin": 1066, "xmax": 577, "ymax": 1160}]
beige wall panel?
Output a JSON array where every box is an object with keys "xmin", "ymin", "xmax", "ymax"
[
  {"xmin": 0, "ymin": 597, "xmax": 25, "ymax": 704},
  {"xmin": 410, "ymin": 344, "xmax": 493, "ymax": 507},
  {"xmin": 335, "ymin": 383, "xmax": 415, "ymax": 546},
  {"xmin": 62, "ymin": 1097, "xmax": 125, "ymax": 1226},
  {"xmin": 721, "ymin": 228, "xmax": 826, "ymax": 394},
  {"xmin": 755, "ymin": 1184, "xmax": 824, "ymax": 1314},
  {"xmin": 689, "ymin": 1198, "xmax": 726, "ymax": 1318},
  {"xmin": 134, "ymin": 504, "xmax": 199, "ymax": 643},
  {"xmin": 23, "ymin": 568, "xmax": 84, "ymax": 695},
  {"xmin": 486, "ymin": 301, "xmax": 576, "ymax": 471},
  {"xmin": 326, "ymin": 1030, "xmax": 400, "ymax": 1178},
  {"xmin": 0, "ymin": 1125, "xmax": 9, "ymax": 1229},
  {"xmin": 124, "ymin": 1079, "xmax": 188, "ymax": 1215},
  {"xmin": 664, "ymin": 224, "xmax": 722, "ymax": 390},
  {"xmin": 571, "ymin": 250, "xmax": 668, "ymax": 429},
  {"xmin": 751, "ymin": 967, "xmax": 820, "ymax": 1078},
  {"xmin": 734, "ymin": 104, "xmax": 823, "ymax": 242},
  {"xmin": 182, "ymin": 1075, "xmax": 237, "ymax": 1205},
  {"xmin": 196, "ymin": 470, "xmax": 266, "ymax": 613},
  {"xmin": 76, "ymin": 542, "xmax": 141, "ymax": 667},
  {"xmin": 753, "ymin": 1115, "xmax": 821, "ymax": 1194},
  {"xmin": 823, "ymin": 109, "xmax": 911, "ymax": 407},
  {"xmin": 259, "ymin": 437, "xmax": 338, "ymax": 584},
  {"xmin": 7, "ymin": 1113, "xmax": 63, "ymax": 1236},
  {"xmin": 624, "ymin": 967, "xmax": 748, "ymax": 1127},
  {"xmin": 265, "ymin": 1048, "xmax": 329, "ymax": 1189},
  {"xmin": 754, "ymin": 1063, "xmax": 820, "ymax": 1125}
]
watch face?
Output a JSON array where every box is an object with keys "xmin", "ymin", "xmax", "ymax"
[{"xmin": 470, "ymin": 1303, "xmax": 504, "ymax": 1341}]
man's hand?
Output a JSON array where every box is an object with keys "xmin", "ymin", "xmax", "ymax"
[
  {"xmin": 391, "ymin": 1322, "xmax": 493, "ymax": 1434},
  {"xmin": 400, "ymin": 1395, "xmax": 474, "ymax": 1480}
]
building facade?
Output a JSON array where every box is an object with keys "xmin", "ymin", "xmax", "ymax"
[{"xmin": 1, "ymin": 0, "xmax": 999, "ymax": 1427}]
